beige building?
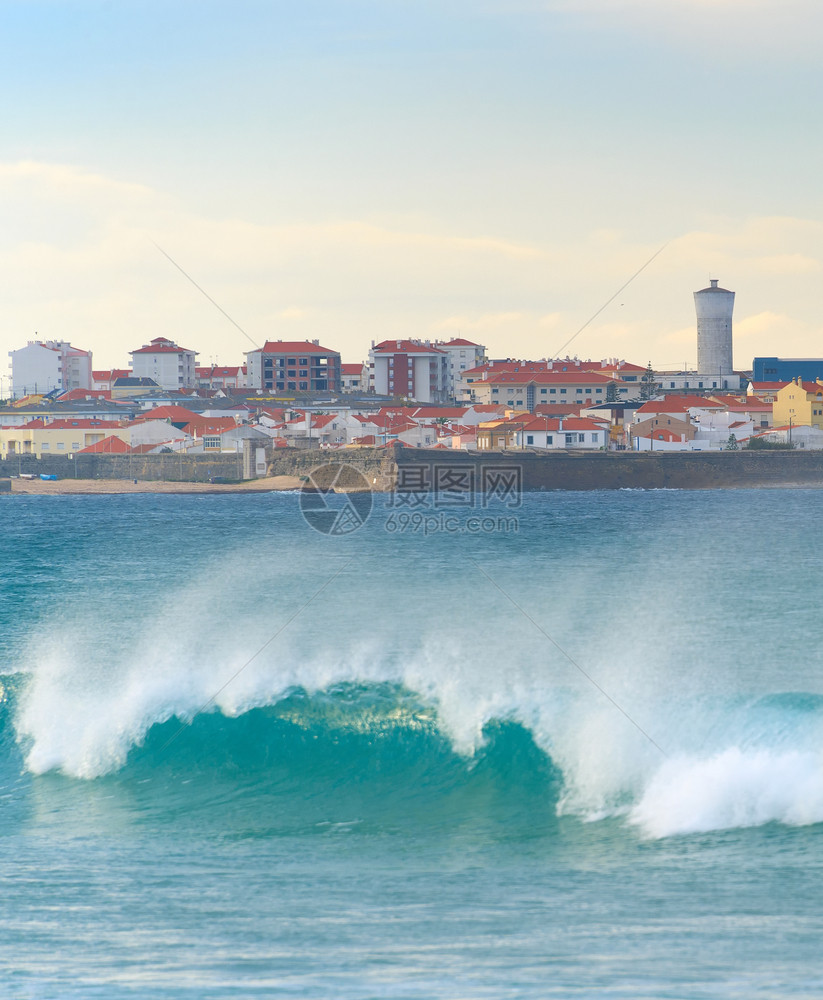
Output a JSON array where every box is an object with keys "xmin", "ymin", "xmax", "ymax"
[
  {"xmin": 0, "ymin": 419, "xmax": 130, "ymax": 459},
  {"xmin": 469, "ymin": 371, "xmax": 624, "ymax": 410}
]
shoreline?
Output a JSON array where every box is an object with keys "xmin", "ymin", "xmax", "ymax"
[{"xmin": 6, "ymin": 475, "xmax": 303, "ymax": 495}]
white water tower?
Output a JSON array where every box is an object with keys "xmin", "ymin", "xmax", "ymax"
[{"xmin": 694, "ymin": 278, "xmax": 734, "ymax": 377}]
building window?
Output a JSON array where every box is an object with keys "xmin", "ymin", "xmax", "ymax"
[
  {"xmin": 299, "ymin": 382, "xmax": 308, "ymax": 390},
  {"xmin": 526, "ymin": 435, "xmax": 534, "ymax": 444},
  {"xmin": 547, "ymin": 435, "xmax": 553, "ymax": 444}
]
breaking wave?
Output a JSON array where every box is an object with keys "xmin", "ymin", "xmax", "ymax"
[{"xmin": 5, "ymin": 657, "xmax": 823, "ymax": 840}]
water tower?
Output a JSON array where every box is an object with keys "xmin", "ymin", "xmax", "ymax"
[{"xmin": 694, "ymin": 278, "xmax": 734, "ymax": 377}]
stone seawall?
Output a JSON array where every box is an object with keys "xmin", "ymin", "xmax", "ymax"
[
  {"xmin": 4, "ymin": 447, "xmax": 823, "ymax": 491},
  {"xmin": 0, "ymin": 452, "xmax": 249, "ymax": 482},
  {"xmin": 394, "ymin": 448, "xmax": 823, "ymax": 491},
  {"xmin": 268, "ymin": 448, "xmax": 394, "ymax": 488},
  {"xmin": 0, "ymin": 447, "xmax": 395, "ymax": 486}
]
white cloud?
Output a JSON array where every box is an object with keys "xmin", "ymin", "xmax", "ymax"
[{"xmin": 1, "ymin": 161, "xmax": 821, "ymax": 372}]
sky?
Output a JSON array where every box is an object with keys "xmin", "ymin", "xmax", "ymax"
[{"xmin": 1, "ymin": 0, "xmax": 822, "ymax": 380}]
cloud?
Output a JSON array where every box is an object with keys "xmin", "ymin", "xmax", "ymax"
[{"xmin": 1, "ymin": 161, "xmax": 821, "ymax": 372}]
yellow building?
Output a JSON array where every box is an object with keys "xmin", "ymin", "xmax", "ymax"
[
  {"xmin": 773, "ymin": 378, "xmax": 823, "ymax": 430},
  {"xmin": 0, "ymin": 420, "xmax": 131, "ymax": 459}
]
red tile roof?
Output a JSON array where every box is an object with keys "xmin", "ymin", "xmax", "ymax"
[
  {"xmin": 409, "ymin": 407, "xmax": 469, "ymax": 419},
  {"xmin": 134, "ymin": 405, "xmax": 200, "ymax": 423},
  {"xmin": 486, "ymin": 371, "xmax": 617, "ymax": 386},
  {"xmin": 372, "ymin": 340, "xmax": 445, "ymax": 355},
  {"xmin": 131, "ymin": 338, "xmax": 195, "ymax": 355},
  {"xmin": 57, "ymin": 388, "xmax": 112, "ymax": 401},
  {"xmin": 256, "ymin": 341, "xmax": 340, "ymax": 355},
  {"xmin": 77, "ymin": 435, "xmax": 131, "ymax": 454},
  {"xmin": 635, "ymin": 396, "xmax": 725, "ymax": 414}
]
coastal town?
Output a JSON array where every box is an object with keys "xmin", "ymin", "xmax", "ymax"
[{"xmin": 2, "ymin": 279, "xmax": 823, "ymax": 466}]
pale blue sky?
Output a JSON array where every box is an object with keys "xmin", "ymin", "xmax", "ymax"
[{"xmin": 2, "ymin": 0, "xmax": 821, "ymax": 372}]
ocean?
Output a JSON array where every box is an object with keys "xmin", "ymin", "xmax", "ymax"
[{"xmin": 2, "ymin": 486, "xmax": 823, "ymax": 998}]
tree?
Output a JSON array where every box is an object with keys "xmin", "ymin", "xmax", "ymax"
[
  {"xmin": 725, "ymin": 433, "xmax": 739, "ymax": 451},
  {"xmin": 606, "ymin": 380, "xmax": 618, "ymax": 403},
  {"xmin": 639, "ymin": 361, "xmax": 658, "ymax": 401}
]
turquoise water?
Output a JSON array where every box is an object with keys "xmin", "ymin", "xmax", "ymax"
[{"xmin": 2, "ymin": 489, "xmax": 823, "ymax": 997}]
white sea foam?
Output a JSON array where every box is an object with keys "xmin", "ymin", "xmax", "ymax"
[{"xmin": 629, "ymin": 748, "xmax": 823, "ymax": 838}]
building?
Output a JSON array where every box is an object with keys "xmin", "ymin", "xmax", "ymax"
[
  {"xmin": 654, "ymin": 369, "xmax": 742, "ymax": 393},
  {"xmin": 748, "ymin": 381, "xmax": 788, "ymax": 402},
  {"xmin": 514, "ymin": 416, "xmax": 610, "ymax": 450},
  {"xmin": 92, "ymin": 369, "xmax": 131, "ymax": 391},
  {"xmin": 457, "ymin": 357, "xmax": 644, "ymax": 403},
  {"xmin": 753, "ymin": 358, "xmax": 823, "ymax": 383},
  {"xmin": 773, "ymin": 378, "xmax": 823, "ymax": 431},
  {"xmin": 194, "ymin": 365, "xmax": 246, "ymax": 390},
  {"xmin": 368, "ymin": 340, "xmax": 450, "ymax": 403},
  {"xmin": 130, "ymin": 337, "xmax": 198, "ymax": 389},
  {"xmin": 245, "ymin": 340, "xmax": 341, "ymax": 393},
  {"xmin": 0, "ymin": 419, "xmax": 129, "ymax": 459},
  {"xmin": 111, "ymin": 377, "xmax": 161, "ymax": 399},
  {"xmin": 695, "ymin": 278, "xmax": 735, "ymax": 381},
  {"xmin": 434, "ymin": 339, "xmax": 486, "ymax": 398},
  {"xmin": 9, "ymin": 340, "xmax": 93, "ymax": 397},
  {"xmin": 468, "ymin": 370, "xmax": 627, "ymax": 409},
  {"xmin": 340, "ymin": 363, "xmax": 369, "ymax": 393}
]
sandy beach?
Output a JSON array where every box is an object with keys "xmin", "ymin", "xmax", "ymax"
[{"xmin": 7, "ymin": 475, "xmax": 303, "ymax": 495}]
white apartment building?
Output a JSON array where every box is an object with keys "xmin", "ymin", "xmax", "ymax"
[
  {"xmin": 368, "ymin": 340, "xmax": 450, "ymax": 403},
  {"xmin": 9, "ymin": 340, "xmax": 93, "ymax": 397},
  {"xmin": 130, "ymin": 337, "xmax": 198, "ymax": 390},
  {"xmin": 434, "ymin": 339, "xmax": 486, "ymax": 399}
]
